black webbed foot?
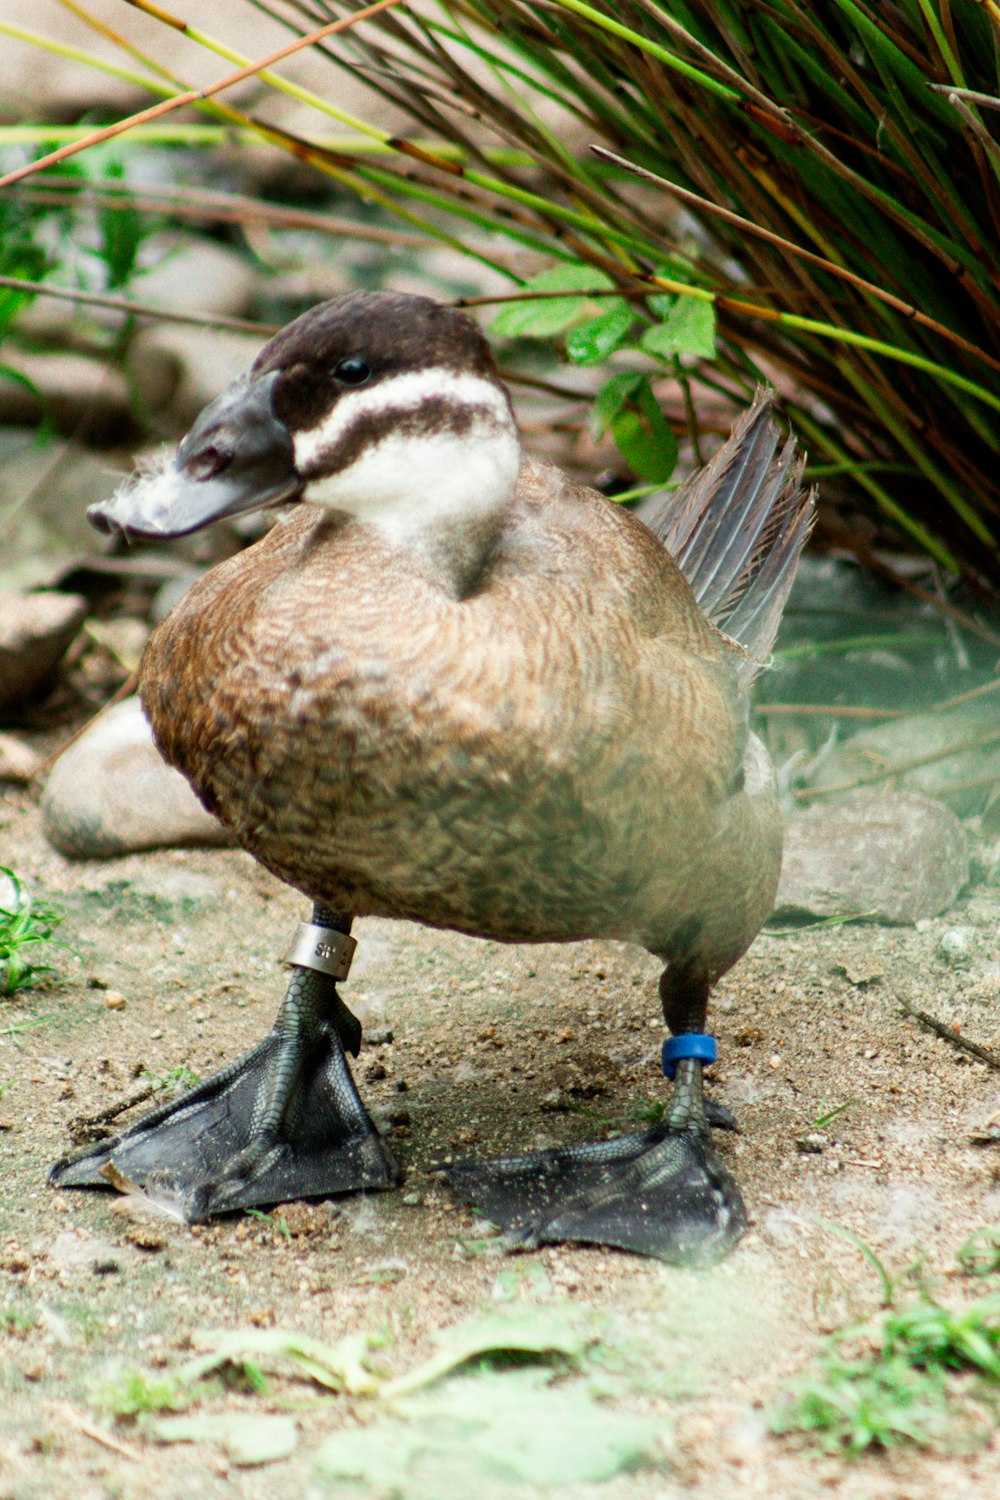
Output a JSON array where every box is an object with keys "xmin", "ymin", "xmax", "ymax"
[
  {"xmin": 50, "ymin": 920, "xmax": 401, "ymax": 1222},
  {"xmin": 447, "ymin": 961, "xmax": 746, "ymax": 1269},
  {"xmin": 445, "ymin": 1110, "xmax": 745, "ymax": 1267},
  {"xmin": 704, "ymin": 1097, "xmax": 738, "ymax": 1132}
]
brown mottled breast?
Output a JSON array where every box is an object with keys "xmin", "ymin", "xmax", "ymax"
[{"xmin": 141, "ymin": 458, "xmax": 779, "ymax": 970}]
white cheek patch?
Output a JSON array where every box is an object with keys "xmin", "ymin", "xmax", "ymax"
[
  {"xmin": 290, "ymin": 365, "xmax": 520, "ymax": 544},
  {"xmin": 303, "ymin": 422, "xmax": 522, "ymax": 544},
  {"xmin": 292, "ymin": 367, "xmax": 513, "ymax": 474}
]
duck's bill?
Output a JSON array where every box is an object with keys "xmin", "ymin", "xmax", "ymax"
[{"xmin": 88, "ymin": 371, "xmax": 302, "ymax": 540}]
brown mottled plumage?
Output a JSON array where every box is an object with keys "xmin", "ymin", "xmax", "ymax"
[
  {"xmin": 53, "ymin": 292, "xmax": 812, "ymax": 1262},
  {"xmin": 144, "ymin": 456, "xmax": 776, "ymax": 975}
]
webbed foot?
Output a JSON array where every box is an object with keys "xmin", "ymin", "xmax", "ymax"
[
  {"xmin": 50, "ymin": 915, "xmax": 401, "ymax": 1221},
  {"xmin": 446, "ymin": 1023, "xmax": 746, "ymax": 1268},
  {"xmin": 445, "ymin": 1114, "xmax": 745, "ymax": 1267}
]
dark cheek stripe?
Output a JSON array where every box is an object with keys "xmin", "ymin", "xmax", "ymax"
[{"xmin": 298, "ymin": 399, "xmax": 499, "ymax": 480}]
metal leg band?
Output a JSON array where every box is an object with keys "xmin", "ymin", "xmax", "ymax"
[{"xmin": 285, "ymin": 922, "xmax": 357, "ymax": 981}]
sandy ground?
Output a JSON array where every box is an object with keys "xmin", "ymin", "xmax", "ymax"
[{"xmin": 1, "ymin": 786, "xmax": 999, "ymax": 1499}]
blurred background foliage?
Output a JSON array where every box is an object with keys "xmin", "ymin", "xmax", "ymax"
[{"xmin": 0, "ymin": 0, "xmax": 998, "ymax": 608}]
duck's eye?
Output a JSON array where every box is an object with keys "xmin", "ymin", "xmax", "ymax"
[{"xmin": 333, "ymin": 356, "xmax": 372, "ymax": 387}]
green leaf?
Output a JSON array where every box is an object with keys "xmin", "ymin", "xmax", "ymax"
[
  {"xmin": 178, "ymin": 1325, "xmax": 378, "ymax": 1396},
  {"xmin": 641, "ymin": 297, "xmax": 717, "ymax": 360},
  {"xmin": 590, "ymin": 371, "xmax": 645, "ymax": 438},
  {"xmin": 154, "ymin": 1413, "xmax": 298, "ymax": 1467},
  {"xmin": 490, "ymin": 263, "xmax": 613, "ymax": 339},
  {"xmin": 383, "ymin": 1305, "xmax": 598, "ymax": 1398},
  {"xmin": 610, "ymin": 377, "xmax": 678, "ymax": 482},
  {"xmin": 315, "ymin": 1370, "xmax": 663, "ymax": 1495},
  {"xmin": 0, "ymin": 365, "xmax": 42, "ymax": 402},
  {"xmin": 0, "ymin": 252, "xmax": 46, "ymax": 336},
  {"xmin": 647, "ymin": 256, "xmax": 702, "ymax": 318},
  {"xmin": 957, "ymin": 1226, "xmax": 1000, "ymax": 1276},
  {"xmin": 95, "ymin": 161, "xmax": 145, "ymax": 291},
  {"xmin": 565, "ymin": 299, "xmax": 634, "ymax": 364}
]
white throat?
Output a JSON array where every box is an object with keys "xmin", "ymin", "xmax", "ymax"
[{"xmin": 292, "ymin": 368, "xmax": 521, "ymax": 552}]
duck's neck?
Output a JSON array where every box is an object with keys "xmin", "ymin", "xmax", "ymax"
[{"xmin": 294, "ymin": 370, "xmax": 522, "ymax": 595}]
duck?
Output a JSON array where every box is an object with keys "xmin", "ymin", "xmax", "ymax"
[{"xmin": 51, "ymin": 290, "xmax": 812, "ymax": 1266}]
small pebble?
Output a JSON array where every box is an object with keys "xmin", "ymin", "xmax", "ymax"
[
  {"xmin": 125, "ymin": 1226, "xmax": 166, "ymax": 1252},
  {"xmin": 367, "ymin": 1025, "xmax": 394, "ymax": 1046},
  {"xmin": 104, "ymin": 992, "xmax": 126, "ymax": 1010},
  {"xmin": 795, "ymin": 1133, "xmax": 826, "ymax": 1155},
  {"xmin": 937, "ymin": 927, "xmax": 974, "ymax": 968}
]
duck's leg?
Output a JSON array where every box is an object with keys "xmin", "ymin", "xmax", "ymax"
[
  {"xmin": 50, "ymin": 906, "xmax": 401, "ymax": 1221},
  {"xmin": 444, "ymin": 964, "xmax": 747, "ymax": 1266}
]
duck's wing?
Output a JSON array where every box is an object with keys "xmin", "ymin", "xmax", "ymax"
[{"xmin": 645, "ymin": 389, "xmax": 814, "ymax": 681}]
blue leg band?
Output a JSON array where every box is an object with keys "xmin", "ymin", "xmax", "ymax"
[{"xmin": 662, "ymin": 1033, "xmax": 717, "ymax": 1080}]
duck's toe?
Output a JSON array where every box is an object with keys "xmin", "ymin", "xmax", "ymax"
[
  {"xmin": 444, "ymin": 1123, "xmax": 746, "ymax": 1267},
  {"xmin": 50, "ymin": 1026, "xmax": 401, "ymax": 1222}
]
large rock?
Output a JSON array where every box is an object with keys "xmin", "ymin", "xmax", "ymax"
[
  {"xmin": 775, "ymin": 791, "xmax": 969, "ymax": 924},
  {"xmin": 128, "ymin": 325, "xmax": 267, "ymax": 427},
  {"xmin": 804, "ymin": 703, "xmax": 1000, "ymax": 817},
  {"xmin": 0, "ymin": 591, "xmax": 87, "ymax": 711},
  {"xmin": 0, "ymin": 353, "xmax": 138, "ymax": 444},
  {"xmin": 42, "ymin": 696, "xmax": 233, "ymax": 858},
  {"xmin": 135, "ymin": 238, "xmax": 259, "ymax": 321},
  {"xmin": 0, "ymin": 430, "xmax": 118, "ymax": 593}
]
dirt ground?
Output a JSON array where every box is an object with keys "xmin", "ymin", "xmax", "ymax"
[{"xmin": 1, "ymin": 784, "xmax": 999, "ymax": 1499}]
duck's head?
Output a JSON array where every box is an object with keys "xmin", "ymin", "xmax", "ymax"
[{"xmin": 90, "ymin": 292, "xmax": 521, "ymax": 550}]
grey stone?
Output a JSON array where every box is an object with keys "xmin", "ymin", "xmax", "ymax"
[
  {"xmin": 252, "ymin": 266, "xmax": 352, "ymax": 327},
  {"xmin": 0, "ymin": 429, "xmax": 119, "ymax": 592},
  {"xmin": 0, "ymin": 352, "xmax": 137, "ymax": 444},
  {"xmin": 87, "ymin": 616, "xmax": 150, "ymax": 675},
  {"xmin": 775, "ymin": 791, "xmax": 969, "ymax": 924},
  {"xmin": 127, "ymin": 869, "xmax": 222, "ymax": 907},
  {"xmin": 0, "ymin": 732, "xmax": 41, "ymax": 782},
  {"xmin": 42, "ymin": 695, "xmax": 233, "ymax": 858},
  {"xmin": 807, "ymin": 703, "xmax": 1000, "ymax": 816},
  {"xmin": 795, "ymin": 1133, "xmax": 826, "ymax": 1155},
  {"xmin": 136, "ymin": 237, "xmax": 258, "ymax": 318},
  {"xmin": 937, "ymin": 927, "xmax": 974, "ymax": 968},
  {"xmin": 151, "ymin": 570, "xmax": 202, "ymax": 624},
  {"xmin": 0, "ymin": 591, "xmax": 87, "ymax": 711},
  {"xmin": 128, "ymin": 325, "xmax": 266, "ymax": 426}
]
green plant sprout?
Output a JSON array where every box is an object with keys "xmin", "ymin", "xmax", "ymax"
[
  {"xmin": 93, "ymin": 1368, "xmax": 193, "ymax": 1420},
  {"xmin": 0, "ymin": 868, "xmax": 66, "ymax": 996},
  {"xmin": 775, "ymin": 1236, "xmax": 1000, "ymax": 1454},
  {"xmin": 957, "ymin": 1228, "xmax": 1000, "ymax": 1278},
  {"xmin": 142, "ymin": 1063, "xmax": 202, "ymax": 1099},
  {"xmin": 245, "ymin": 1208, "xmax": 292, "ymax": 1242}
]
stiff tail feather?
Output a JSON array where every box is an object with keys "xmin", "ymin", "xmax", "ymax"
[{"xmin": 646, "ymin": 389, "xmax": 814, "ymax": 682}]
